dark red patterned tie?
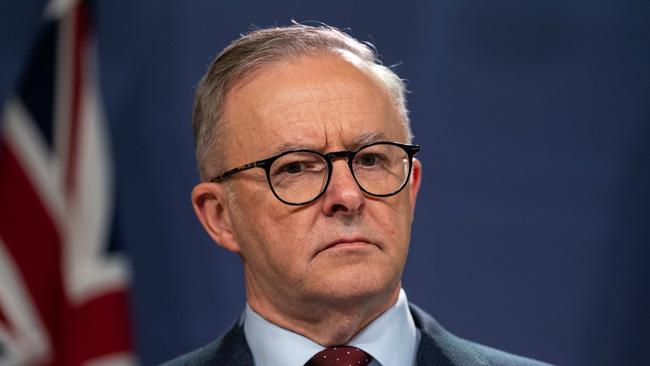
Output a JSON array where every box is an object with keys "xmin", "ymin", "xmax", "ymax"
[{"xmin": 305, "ymin": 346, "xmax": 373, "ymax": 366}]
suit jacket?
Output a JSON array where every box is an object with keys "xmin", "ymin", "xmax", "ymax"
[{"xmin": 162, "ymin": 303, "xmax": 552, "ymax": 366}]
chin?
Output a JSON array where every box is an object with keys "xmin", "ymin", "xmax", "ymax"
[{"xmin": 304, "ymin": 265, "xmax": 400, "ymax": 306}]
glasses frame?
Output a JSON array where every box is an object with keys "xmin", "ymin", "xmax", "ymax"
[{"xmin": 211, "ymin": 141, "xmax": 420, "ymax": 206}]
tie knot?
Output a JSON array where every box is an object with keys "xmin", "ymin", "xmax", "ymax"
[{"xmin": 305, "ymin": 346, "xmax": 372, "ymax": 366}]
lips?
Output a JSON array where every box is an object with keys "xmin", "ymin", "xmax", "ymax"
[{"xmin": 320, "ymin": 237, "xmax": 375, "ymax": 252}]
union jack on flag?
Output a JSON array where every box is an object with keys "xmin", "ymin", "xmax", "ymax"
[{"xmin": 0, "ymin": 1, "xmax": 134, "ymax": 365}]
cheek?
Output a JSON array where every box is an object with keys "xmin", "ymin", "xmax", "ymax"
[
  {"xmin": 369, "ymin": 199, "xmax": 413, "ymax": 255},
  {"xmin": 373, "ymin": 197, "xmax": 412, "ymax": 233},
  {"xmin": 238, "ymin": 201, "xmax": 314, "ymax": 271}
]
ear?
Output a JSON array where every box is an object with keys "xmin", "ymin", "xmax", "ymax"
[
  {"xmin": 191, "ymin": 182, "xmax": 241, "ymax": 254},
  {"xmin": 409, "ymin": 158, "xmax": 422, "ymax": 215}
]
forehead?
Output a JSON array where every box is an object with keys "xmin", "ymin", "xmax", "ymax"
[{"xmin": 221, "ymin": 54, "xmax": 406, "ymax": 161}]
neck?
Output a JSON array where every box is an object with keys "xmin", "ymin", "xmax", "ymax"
[{"xmin": 246, "ymin": 281, "xmax": 401, "ymax": 346}]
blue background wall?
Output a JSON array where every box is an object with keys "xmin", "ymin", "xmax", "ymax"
[{"xmin": 2, "ymin": 1, "xmax": 649, "ymax": 365}]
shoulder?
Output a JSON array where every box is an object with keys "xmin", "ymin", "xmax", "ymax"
[
  {"xmin": 160, "ymin": 338, "xmax": 224, "ymax": 366},
  {"xmin": 409, "ymin": 303, "xmax": 553, "ymax": 366},
  {"xmin": 159, "ymin": 319, "xmax": 254, "ymax": 366}
]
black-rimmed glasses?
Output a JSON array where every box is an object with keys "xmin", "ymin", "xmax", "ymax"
[{"xmin": 211, "ymin": 141, "xmax": 420, "ymax": 206}]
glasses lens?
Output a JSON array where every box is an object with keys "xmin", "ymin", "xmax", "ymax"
[
  {"xmin": 269, "ymin": 151, "xmax": 328, "ymax": 204},
  {"xmin": 352, "ymin": 143, "xmax": 410, "ymax": 196}
]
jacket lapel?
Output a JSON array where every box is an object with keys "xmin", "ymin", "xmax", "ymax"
[
  {"xmin": 210, "ymin": 319, "xmax": 255, "ymax": 366},
  {"xmin": 411, "ymin": 304, "xmax": 456, "ymax": 366},
  {"xmin": 410, "ymin": 303, "xmax": 472, "ymax": 366}
]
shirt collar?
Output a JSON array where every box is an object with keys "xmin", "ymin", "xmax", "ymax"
[{"xmin": 243, "ymin": 289, "xmax": 419, "ymax": 366}]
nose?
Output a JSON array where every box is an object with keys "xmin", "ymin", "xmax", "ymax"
[{"xmin": 321, "ymin": 159, "xmax": 365, "ymax": 217}]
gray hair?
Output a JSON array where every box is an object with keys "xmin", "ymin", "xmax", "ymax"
[{"xmin": 192, "ymin": 23, "xmax": 411, "ymax": 181}]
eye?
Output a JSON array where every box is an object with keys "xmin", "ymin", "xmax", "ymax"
[
  {"xmin": 271, "ymin": 153, "xmax": 326, "ymax": 177},
  {"xmin": 280, "ymin": 162, "xmax": 304, "ymax": 174},
  {"xmin": 357, "ymin": 153, "xmax": 382, "ymax": 167}
]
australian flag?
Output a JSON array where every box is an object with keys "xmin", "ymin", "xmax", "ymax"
[{"xmin": 0, "ymin": 1, "xmax": 134, "ymax": 365}]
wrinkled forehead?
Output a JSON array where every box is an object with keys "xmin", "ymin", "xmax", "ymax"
[{"xmin": 220, "ymin": 54, "xmax": 407, "ymax": 161}]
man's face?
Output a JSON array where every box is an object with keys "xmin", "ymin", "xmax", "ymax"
[{"xmin": 206, "ymin": 54, "xmax": 421, "ymax": 314}]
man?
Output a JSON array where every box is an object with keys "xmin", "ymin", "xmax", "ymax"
[{"xmin": 165, "ymin": 24, "xmax": 550, "ymax": 366}]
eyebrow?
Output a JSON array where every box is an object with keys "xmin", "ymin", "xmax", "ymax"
[
  {"xmin": 268, "ymin": 131, "xmax": 390, "ymax": 155},
  {"xmin": 270, "ymin": 142, "xmax": 318, "ymax": 154},
  {"xmin": 350, "ymin": 132, "xmax": 388, "ymax": 148}
]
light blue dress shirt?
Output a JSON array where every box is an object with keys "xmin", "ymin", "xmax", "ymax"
[{"xmin": 244, "ymin": 289, "xmax": 420, "ymax": 366}]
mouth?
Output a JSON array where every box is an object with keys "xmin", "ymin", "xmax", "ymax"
[{"xmin": 320, "ymin": 237, "xmax": 376, "ymax": 253}]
